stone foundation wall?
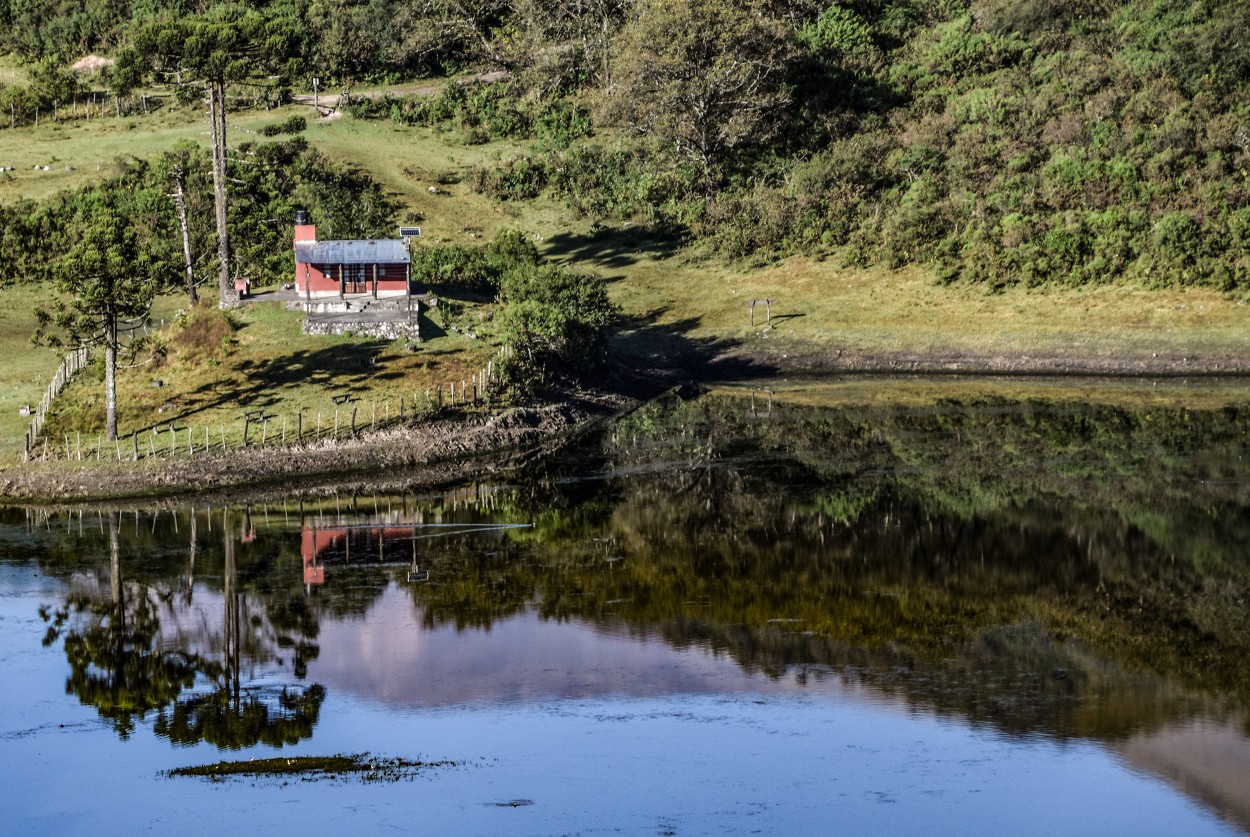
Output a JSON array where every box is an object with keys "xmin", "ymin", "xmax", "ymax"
[{"xmin": 303, "ymin": 318, "xmax": 421, "ymax": 341}]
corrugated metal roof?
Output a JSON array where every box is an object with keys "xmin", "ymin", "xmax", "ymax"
[{"xmin": 295, "ymin": 239, "xmax": 410, "ymax": 265}]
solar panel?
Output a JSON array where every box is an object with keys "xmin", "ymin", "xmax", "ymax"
[{"xmin": 399, "ymin": 226, "xmax": 422, "ymax": 238}]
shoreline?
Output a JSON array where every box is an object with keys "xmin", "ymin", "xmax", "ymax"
[
  {"xmin": 693, "ymin": 344, "xmax": 1250, "ymax": 382},
  {"xmin": 5, "ymin": 345, "xmax": 1250, "ymax": 506},
  {"xmin": 0, "ymin": 394, "xmax": 629, "ymax": 507}
]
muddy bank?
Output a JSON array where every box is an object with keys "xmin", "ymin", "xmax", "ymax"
[
  {"xmin": 0, "ymin": 394, "xmax": 629, "ymax": 506},
  {"xmin": 675, "ymin": 339, "xmax": 1250, "ymax": 384},
  {"xmin": 731, "ymin": 346, "xmax": 1250, "ymax": 378}
]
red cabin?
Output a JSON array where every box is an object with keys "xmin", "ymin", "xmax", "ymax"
[{"xmin": 293, "ymin": 210, "xmax": 412, "ymax": 300}]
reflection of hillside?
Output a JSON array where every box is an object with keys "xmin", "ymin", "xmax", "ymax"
[
  {"xmin": 570, "ymin": 394, "xmax": 1250, "ymax": 701},
  {"xmin": 1115, "ymin": 717, "xmax": 1250, "ymax": 834},
  {"xmin": 15, "ymin": 388, "xmax": 1250, "ymax": 765}
]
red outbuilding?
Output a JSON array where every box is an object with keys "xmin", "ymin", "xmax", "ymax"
[{"xmin": 293, "ymin": 210, "xmax": 412, "ymax": 300}]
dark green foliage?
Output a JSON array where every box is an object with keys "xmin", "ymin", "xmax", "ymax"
[
  {"xmin": 3, "ymin": 0, "xmax": 1249, "ymax": 289},
  {"xmin": 497, "ymin": 263, "xmax": 618, "ymax": 390},
  {"xmin": 260, "ymin": 115, "xmax": 307, "ymax": 136},
  {"xmin": 347, "ymin": 80, "xmax": 592, "ymax": 147},
  {"xmin": 5, "ymin": 139, "xmax": 396, "ymax": 291},
  {"xmin": 227, "ymin": 137, "xmax": 398, "ymax": 285},
  {"xmin": 410, "ymin": 229, "xmax": 540, "ymax": 296}
]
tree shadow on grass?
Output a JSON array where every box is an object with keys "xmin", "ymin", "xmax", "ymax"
[
  {"xmin": 604, "ymin": 308, "xmax": 781, "ymax": 398},
  {"xmin": 139, "ymin": 341, "xmax": 394, "ymax": 431},
  {"xmin": 541, "ymin": 225, "xmax": 685, "ymax": 272}
]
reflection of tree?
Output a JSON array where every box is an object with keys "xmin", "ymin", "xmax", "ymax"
[
  {"xmin": 393, "ymin": 392, "xmax": 1250, "ymax": 740},
  {"xmin": 42, "ymin": 512, "xmax": 200, "ymax": 738},
  {"xmin": 43, "ymin": 510, "xmax": 326, "ymax": 749},
  {"xmin": 154, "ymin": 684, "xmax": 326, "ymax": 749},
  {"xmin": 154, "ymin": 511, "xmax": 325, "ymax": 750}
]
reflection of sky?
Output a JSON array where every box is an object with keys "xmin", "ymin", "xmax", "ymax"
[
  {"xmin": 309, "ymin": 584, "xmax": 837, "ymax": 707},
  {"xmin": 1, "ymin": 563, "xmax": 1246, "ymax": 835}
]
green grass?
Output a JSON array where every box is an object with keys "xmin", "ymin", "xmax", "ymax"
[
  {"xmin": 589, "ymin": 244, "xmax": 1250, "ymax": 368},
  {"xmin": 0, "ymin": 285, "xmax": 64, "ymax": 456},
  {"xmin": 715, "ymin": 377, "xmax": 1250, "ymax": 411},
  {"xmin": 166, "ymin": 754, "xmax": 455, "ymax": 781},
  {"xmin": 0, "ymin": 97, "xmax": 577, "ymax": 248},
  {"xmin": 30, "ymin": 299, "xmax": 497, "ymax": 460},
  {"xmin": 0, "ymin": 54, "xmax": 30, "ymax": 87}
]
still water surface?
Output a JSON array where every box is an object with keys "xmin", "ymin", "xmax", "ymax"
[{"xmin": 2, "ymin": 381, "xmax": 1249, "ymax": 835}]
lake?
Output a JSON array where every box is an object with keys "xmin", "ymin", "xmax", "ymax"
[{"xmin": 2, "ymin": 379, "xmax": 1248, "ymax": 836}]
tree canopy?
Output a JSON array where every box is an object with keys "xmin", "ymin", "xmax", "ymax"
[{"xmin": 33, "ymin": 170, "xmax": 172, "ymax": 439}]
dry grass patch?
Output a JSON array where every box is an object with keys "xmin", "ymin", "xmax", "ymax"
[{"xmin": 606, "ymin": 250, "xmax": 1250, "ymax": 362}]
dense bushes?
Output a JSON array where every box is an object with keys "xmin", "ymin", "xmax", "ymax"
[
  {"xmin": 260, "ymin": 116, "xmax": 307, "ymax": 137},
  {"xmin": 410, "ymin": 230, "xmax": 540, "ymax": 296},
  {"xmin": 496, "ymin": 263, "xmax": 618, "ymax": 391},
  {"xmin": 408, "ymin": 229, "xmax": 617, "ymax": 391},
  {"xmin": 347, "ymin": 81, "xmax": 591, "ymax": 147},
  {"xmin": 2, "ymin": 138, "xmax": 397, "ymax": 290}
]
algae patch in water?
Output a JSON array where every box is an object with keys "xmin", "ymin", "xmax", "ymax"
[{"xmin": 165, "ymin": 754, "xmax": 458, "ymax": 783}]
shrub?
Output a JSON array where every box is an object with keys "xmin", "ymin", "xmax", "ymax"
[
  {"xmin": 1153, "ymin": 212, "xmax": 1205, "ymax": 266},
  {"xmin": 259, "ymin": 115, "xmax": 307, "ymax": 137},
  {"xmin": 497, "ymin": 264, "xmax": 618, "ymax": 391},
  {"xmin": 171, "ymin": 307, "xmax": 238, "ymax": 359}
]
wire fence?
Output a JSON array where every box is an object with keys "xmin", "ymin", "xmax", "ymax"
[
  {"xmin": 25, "ymin": 347, "xmax": 512, "ymax": 464},
  {"xmin": 24, "ymin": 347, "xmax": 90, "ymax": 463}
]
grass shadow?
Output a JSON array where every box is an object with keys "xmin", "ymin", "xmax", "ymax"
[
  {"xmin": 141, "ymin": 340, "xmax": 391, "ymax": 431},
  {"xmin": 541, "ymin": 225, "xmax": 685, "ymax": 271},
  {"xmin": 605, "ymin": 308, "xmax": 781, "ymax": 398}
]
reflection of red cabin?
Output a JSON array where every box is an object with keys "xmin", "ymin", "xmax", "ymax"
[
  {"xmin": 303, "ymin": 561, "xmax": 325, "ymax": 585},
  {"xmin": 301, "ymin": 525, "xmax": 418, "ymax": 585},
  {"xmin": 293, "ymin": 210, "xmax": 411, "ymax": 299},
  {"xmin": 301, "ymin": 528, "xmax": 337, "ymax": 585}
]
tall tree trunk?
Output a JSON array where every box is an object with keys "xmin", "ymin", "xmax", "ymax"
[
  {"xmin": 109, "ymin": 511, "xmax": 123, "ymax": 638},
  {"xmin": 104, "ymin": 314, "xmax": 118, "ymax": 441},
  {"xmin": 223, "ymin": 510, "xmax": 240, "ymax": 707},
  {"xmin": 109, "ymin": 511, "xmax": 120, "ymax": 608},
  {"xmin": 172, "ymin": 165, "xmax": 198, "ymax": 306},
  {"xmin": 209, "ymin": 80, "xmax": 236, "ymax": 309}
]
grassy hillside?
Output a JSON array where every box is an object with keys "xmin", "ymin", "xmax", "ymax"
[{"xmin": 2, "ymin": 0, "xmax": 1250, "ymax": 463}]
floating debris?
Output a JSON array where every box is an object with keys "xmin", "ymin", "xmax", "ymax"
[{"xmin": 165, "ymin": 753, "xmax": 458, "ymax": 783}]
